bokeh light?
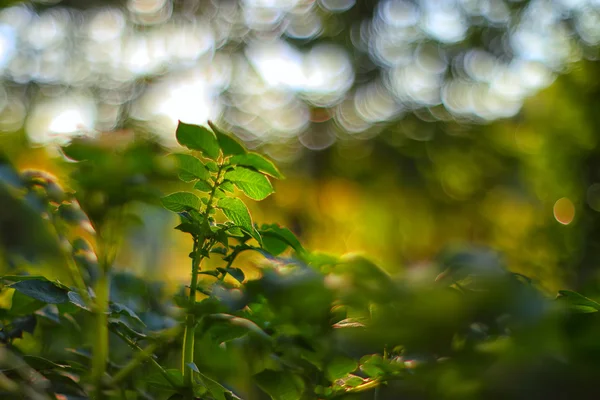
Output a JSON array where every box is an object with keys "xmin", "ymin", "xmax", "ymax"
[
  {"xmin": 0, "ymin": 0, "xmax": 595, "ymax": 156},
  {"xmin": 554, "ymin": 197, "xmax": 576, "ymax": 225}
]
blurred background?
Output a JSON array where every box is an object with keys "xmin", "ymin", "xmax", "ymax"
[{"xmin": 2, "ymin": 0, "xmax": 600, "ymax": 293}]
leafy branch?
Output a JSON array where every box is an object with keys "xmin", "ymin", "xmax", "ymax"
[{"xmin": 161, "ymin": 120, "xmax": 284, "ymax": 397}]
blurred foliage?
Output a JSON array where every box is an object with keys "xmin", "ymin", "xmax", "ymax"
[
  {"xmin": 3, "ymin": 127, "xmax": 600, "ymax": 400},
  {"xmin": 0, "ymin": 119, "xmax": 600, "ymax": 399},
  {"xmin": 3, "ymin": 0, "xmax": 600, "ymax": 399}
]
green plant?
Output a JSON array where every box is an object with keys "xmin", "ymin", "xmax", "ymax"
[
  {"xmin": 4, "ymin": 123, "xmax": 600, "ymax": 400},
  {"xmin": 0, "ymin": 122, "xmax": 308, "ymax": 400},
  {"xmin": 160, "ymin": 120, "xmax": 287, "ymax": 396}
]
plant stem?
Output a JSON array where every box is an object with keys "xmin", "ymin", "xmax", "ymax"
[
  {"xmin": 181, "ymin": 163, "xmax": 225, "ymax": 393},
  {"xmin": 203, "ymin": 164, "xmax": 225, "ymax": 225},
  {"xmin": 182, "ymin": 238, "xmax": 202, "ymax": 389},
  {"xmin": 92, "ymin": 223, "xmax": 120, "ymax": 400},
  {"xmin": 92, "ymin": 270, "xmax": 109, "ymax": 400}
]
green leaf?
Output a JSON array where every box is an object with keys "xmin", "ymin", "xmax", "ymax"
[
  {"xmin": 199, "ymin": 270, "xmax": 221, "ymax": 277},
  {"xmin": 176, "ymin": 121, "xmax": 220, "ymax": 159},
  {"xmin": 194, "ymin": 180, "xmax": 212, "ymax": 192},
  {"xmin": 205, "ymin": 161, "xmax": 218, "ymax": 172},
  {"xmin": 10, "ymin": 279, "xmax": 69, "ymax": 304},
  {"xmin": 0, "ymin": 314, "xmax": 36, "ymax": 339},
  {"xmin": 226, "ymin": 226, "xmax": 244, "ymax": 237},
  {"xmin": 217, "ymin": 267, "xmax": 244, "ymax": 283},
  {"xmin": 220, "ymin": 181, "xmax": 235, "ymax": 193},
  {"xmin": 224, "ymin": 167, "xmax": 274, "ymax": 201},
  {"xmin": 208, "ymin": 121, "xmax": 246, "ymax": 156},
  {"xmin": 207, "ymin": 314, "xmax": 271, "ymax": 341},
  {"xmin": 161, "ymin": 192, "xmax": 201, "ymax": 212},
  {"xmin": 56, "ymin": 300, "xmax": 81, "ymax": 315},
  {"xmin": 260, "ymin": 225, "xmax": 304, "ymax": 256},
  {"xmin": 172, "ymin": 154, "xmax": 209, "ymax": 181},
  {"xmin": 23, "ymin": 355, "xmax": 68, "ymax": 371},
  {"xmin": 186, "ymin": 362, "xmax": 200, "ymax": 373},
  {"xmin": 326, "ymin": 356, "xmax": 358, "ymax": 381},
  {"xmin": 109, "ymin": 302, "xmax": 145, "ymax": 327},
  {"xmin": 10, "ymin": 290, "xmax": 46, "ymax": 315},
  {"xmin": 145, "ymin": 369, "xmax": 183, "ymax": 392},
  {"xmin": 217, "ymin": 198, "xmax": 253, "ymax": 234},
  {"xmin": 557, "ymin": 290, "xmax": 600, "ymax": 313},
  {"xmin": 359, "ymin": 354, "xmax": 387, "ymax": 378},
  {"xmin": 255, "ymin": 370, "xmax": 305, "ymax": 400},
  {"xmin": 192, "ymin": 297, "xmax": 223, "ymax": 317},
  {"xmin": 214, "ymin": 229, "xmax": 229, "ymax": 250},
  {"xmin": 261, "ymin": 235, "xmax": 288, "ymax": 256},
  {"xmin": 175, "ymin": 223, "xmax": 202, "ymax": 235},
  {"xmin": 2, "ymin": 275, "xmax": 51, "ymax": 283},
  {"xmin": 229, "ymin": 153, "xmax": 284, "ymax": 179},
  {"xmin": 179, "ymin": 171, "xmax": 197, "ymax": 182},
  {"xmin": 68, "ymin": 291, "xmax": 90, "ymax": 311},
  {"xmin": 195, "ymin": 370, "xmax": 241, "ymax": 400},
  {"xmin": 226, "ymin": 268, "xmax": 245, "ymax": 283},
  {"xmin": 341, "ymin": 375, "xmax": 365, "ymax": 388},
  {"xmin": 217, "ymin": 133, "xmax": 245, "ymax": 156}
]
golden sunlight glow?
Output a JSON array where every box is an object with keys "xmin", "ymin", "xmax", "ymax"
[{"xmin": 553, "ymin": 197, "xmax": 575, "ymax": 225}]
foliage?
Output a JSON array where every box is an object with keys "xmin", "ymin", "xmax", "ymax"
[{"xmin": 2, "ymin": 122, "xmax": 600, "ymax": 400}]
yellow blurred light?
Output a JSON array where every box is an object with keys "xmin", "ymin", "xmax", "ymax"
[{"xmin": 553, "ymin": 197, "xmax": 575, "ymax": 225}]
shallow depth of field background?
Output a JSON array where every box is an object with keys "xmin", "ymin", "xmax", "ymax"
[{"xmin": 2, "ymin": 0, "xmax": 600, "ymax": 294}]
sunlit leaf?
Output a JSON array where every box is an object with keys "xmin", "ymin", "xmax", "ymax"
[
  {"xmin": 217, "ymin": 197, "xmax": 253, "ymax": 234},
  {"xmin": 557, "ymin": 290, "xmax": 600, "ymax": 313},
  {"xmin": 193, "ymin": 180, "xmax": 212, "ymax": 192},
  {"xmin": 224, "ymin": 167, "xmax": 274, "ymax": 201},
  {"xmin": 340, "ymin": 375, "xmax": 365, "ymax": 388},
  {"xmin": 161, "ymin": 192, "xmax": 201, "ymax": 212},
  {"xmin": 208, "ymin": 121, "xmax": 245, "ymax": 156},
  {"xmin": 176, "ymin": 121, "xmax": 220, "ymax": 159},
  {"xmin": 226, "ymin": 226, "xmax": 244, "ymax": 237},
  {"xmin": 260, "ymin": 224, "xmax": 304, "ymax": 255},
  {"xmin": 172, "ymin": 154, "xmax": 209, "ymax": 181},
  {"xmin": 220, "ymin": 181, "xmax": 234, "ymax": 193},
  {"xmin": 205, "ymin": 161, "xmax": 218, "ymax": 172},
  {"xmin": 229, "ymin": 153, "xmax": 284, "ymax": 179}
]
